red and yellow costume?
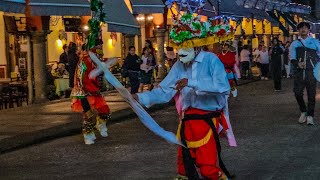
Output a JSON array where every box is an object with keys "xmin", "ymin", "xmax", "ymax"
[
  {"xmin": 71, "ymin": 52, "xmax": 110, "ymax": 114},
  {"xmin": 176, "ymin": 108, "xmax": 230, "ymax": 180},
  {"xmin": 71, "ymin": 51, "xmax": 110, "ymax": 144},
  {"xmin": 137, "ymin": 1, "xmax": 237, "ymax": 178},
  {"xmin": 218, "ymin": 51, "xmax": 238, "ymax": 93}
]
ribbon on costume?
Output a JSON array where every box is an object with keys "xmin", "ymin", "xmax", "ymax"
[
  {"xmin": 88, "ymin": 52, "xmax": 182, "ymax": 146},
  {"xmin": 223, "ymin": 95, "xmax": 237, "ymax": 147}
]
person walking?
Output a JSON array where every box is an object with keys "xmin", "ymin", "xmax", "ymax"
[
  {"xmin": 123, "ymin": 46, "xmax": 142, "ymax": 94},
  {"xmin": 289, "ymin": 22, "xmax": 320, "ymax": 125},
  {"xmin": 240, "ymin": 45, "xmax": 251, "ymax": 79},
  {"xmin": 144, "ymin": 40, "xmax": 157, "ymax": 84},
  {"xmin": 284, "ymin": 41, "xmax": 291, "ymax": 78},
  {"xmin": 259, "ymin": 46, "xmax": 270, "ymax": 80},
  {"xmin": 270, "ymin": 38, "xmax": 283, "ymax": 91},
  {"xmin": 68, "ymin": 42, "xmax": 79, "ymax": 88},
  {"xmin": 139, "ymin": 47, "xmax": 155, "ymax": 92},
  {"xmin": 217, "ymin": 42, "xmax": 238, "ymax": 97}
]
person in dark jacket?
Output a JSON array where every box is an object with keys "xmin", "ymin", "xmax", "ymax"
[
  {"xmin": 123, "ymin": 46, "xmax": 142, "ymax": 94},
  {"xmin": 270, "ymin": 38, "xmax": 284, "ymax": 91},
  {"xmin": 68, "ymin": 42, "xmax": 79, "ymax": 88},
  {"xmin": 59, "ymin": 44, "xmax": 69, "ymax": 70},
  {"xmin": 289, "ymin": 22, "xmax": 320, "ymax": 125}
]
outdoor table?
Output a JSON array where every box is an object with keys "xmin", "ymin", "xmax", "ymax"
[{"xmin": 54, "ymin": 78, "xmax": 69, "ymax": 96}]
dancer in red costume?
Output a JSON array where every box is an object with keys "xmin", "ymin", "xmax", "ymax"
[
  {"xmin": 217, "ymin": 42, "xmax": 238, "ymax": 97},
  {"xmin": 71, "ymin": 44, "xmax": 111, "ymax": 145}
]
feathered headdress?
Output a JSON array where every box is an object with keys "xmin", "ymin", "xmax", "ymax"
[
  {"xmin": 87, "ymin": 0, "xmax": 106, "ymax": 51},
  {"xmin": 166, "ymin": 0, "xmax": 235, "ymax": 48}
]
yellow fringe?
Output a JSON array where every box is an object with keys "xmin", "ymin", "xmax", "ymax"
[
  {"xmin": 170, "ymin": 33, "xmax": 234, "ymax": 49},
  {"xmin": 176, "ymin": 118, "xmax": 216, "ymax": 148}
]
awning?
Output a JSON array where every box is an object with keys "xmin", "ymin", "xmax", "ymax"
[
  {"xmin": 0, "ymin": 0, "xmax": 140, "ymax": 35},
  {"xmin": 1, "ymin": 0, "xmax": 25, "ymax": 14},
  {"xmin": 303, "ymin": 15, "xmax": 320, "ymax": 24},
  {"xmin": 130, "ymin": 0, "xmax": 165, "ymax": 15},
  {"xmin": 189, "ymin": 0, "xmax": 278, "ymax": 26},
  {"xmin": 104, "ymin": 0, "xmax": 140, "ymax": 35}
]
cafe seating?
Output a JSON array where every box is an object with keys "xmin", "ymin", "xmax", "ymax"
[{"xmin": 0, "ymin": 82, "xmax": 28, "ymax": 109}]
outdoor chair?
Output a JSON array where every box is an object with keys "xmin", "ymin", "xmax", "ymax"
[
  {"xmin": 0, "ymin": 96, "xmax": 4, "ymax": 110},
  {"xmin": 16, "ymin": 84, "xmax": 28, "ymax": 105}
]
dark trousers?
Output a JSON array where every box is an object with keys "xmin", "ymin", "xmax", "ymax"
[
  {"xmin": 272, "ymin": 64, "xmax": 282, "ymax": 90},
  {"xmin": 241, "ymin": 61, "xmax": 250, "ymax": 78},
  {"xmin": 260, "ymin": 63, "xmax": 269, "ymax": 77},
  {"xmin": 69, "ymin": 71, "xmax": 75, "ymax": 88},
  {"xmin": 81, "ymin": 98, "xmax": 91, "ymax": 113},
  {"xmin": 128, "ymin": 71, "xmax": 140, "ymax": 94},
  {"xmin": 293, "ymin": 70, "xmax": 317, "ymax": 117}
]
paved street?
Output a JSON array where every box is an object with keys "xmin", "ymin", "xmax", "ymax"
[
  {"xmin": 1, "ymin": 79, "xmax": 320, "ymax": 180},
  {"xmin": 0, "ymin": 91, "xmax": 128, "ymax": 141}
]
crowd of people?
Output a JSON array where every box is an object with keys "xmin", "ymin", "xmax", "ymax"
[{"xmin": 239, "ymin": 38, "xmax": 293, "ymax": 91}]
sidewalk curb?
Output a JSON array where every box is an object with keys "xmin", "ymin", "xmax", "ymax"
[
  {"xmin": 0, "ymin": 90, "xmax": 118, "ymax": 113},
  {"xmin": 0, "ymin": 102, "xmax": 173, "ymax": 154}
]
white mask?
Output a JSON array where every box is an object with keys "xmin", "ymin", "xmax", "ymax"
[{"xmin": 178, "ymin": 48, "xmax": 195, "ymax": 64}]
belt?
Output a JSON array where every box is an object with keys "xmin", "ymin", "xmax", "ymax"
[{"xmin": 128, "ymin": 70, "xmax": 140, "ymax": 73}]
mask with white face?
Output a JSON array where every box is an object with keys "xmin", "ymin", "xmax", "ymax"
[{"xmin": 178, "ymin": 48, "xmax": 195, "ymax": 64}]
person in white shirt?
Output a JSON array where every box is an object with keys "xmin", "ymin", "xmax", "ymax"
[
  {"xmin": 259, "ymin": 46, "xmax": 270, "ymax": 80},
  {"xmin": 283, "ymin": 41, "xmax": 291, "ymax": 78},
  {"xmin": 140, "ymin": 47, "xmax": 155, "ymax": 92},
  {"xmin": 253, "ymin": 45, "xmax": 262, "ymax": 65},
  {"xmin": 240, "ymin": 45, "xmax": 251, "ymax": 79}
]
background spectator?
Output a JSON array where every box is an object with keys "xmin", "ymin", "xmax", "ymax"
[
  {"xmin": 270, "ymin": 38, "xmax": 284, "ymax": 91},
  {"xmin": 259, "ymin": 46, "xmax": 270, "ymax": 80},
  {"xmin": 253, "ymin": 45, "xmax": 262, "ymax": 67},
  {"xmin": 144, "ymin": 40, "xmax": 157, "ymax": 85},
  {"xmin": 283, "ymin": 41, "xmax": 291, "ymax": 78},
  {"xmin": 240, "ymin": 45, "xmax": 251, "ymax": 79},
  {"xmin": 122, "ymin": 46, "xmax": 142, "ymax": 94},
  {"xmin": 68, "ymin": 42, "xmax": 79, "ymax": 88},
  {"xmin": 140, "ymin": 47, "xmax": 155, "ymax": 92},
  {"xmin": 54, "ymin": 63, "xmax": 69, "ymax": 78},
  {"xmin": 59, "ymin": 44, "xmax": 69, "ymax": 71}
]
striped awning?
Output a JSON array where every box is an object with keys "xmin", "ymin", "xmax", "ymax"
[
  {"xmin": 0, "ymin": 0, "xmax": 140, "ymax": 35},
  {"xmin": 130, "ymin": 0, "xmax": 165, "ymax": 15}
]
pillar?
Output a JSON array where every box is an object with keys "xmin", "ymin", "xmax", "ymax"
[
  {"xmin": 154, "ymin": 29, "xmax": 166, "ymax": 81},
  {"xmin": 124, "ymin": 34, "xmax": 135, "ymax": 56},
  {"xmin": 137, "ymin": 35, "xmax": 142, "ymax": 54},
  {"xmin": 31, "ymin": 32, "xmax": 47, "ymax": 103},
  {"xmin": 26, "ymin": 36, "xmax": 33, "ymax": 104},
  {"xmin": 121, "ymin": 34, "xmax": 126, "ymax": 61}
]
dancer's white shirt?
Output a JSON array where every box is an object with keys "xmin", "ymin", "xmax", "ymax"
[{"xmin": 137, "ymin": 51, "xmax": 230, "ymax": 111}]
